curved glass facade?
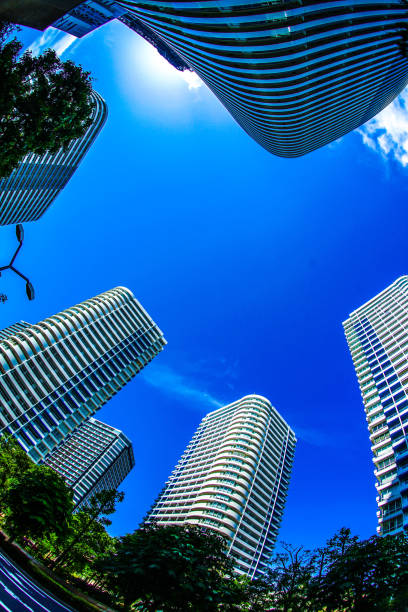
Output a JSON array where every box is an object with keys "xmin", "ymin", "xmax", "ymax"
[
  {"xmin": 116, "ymin": 0, "xmax": 408, "ymax": 156},
  {"xmin": 146, "ymin": 394, "xmax": 296, "ymax": 578}
]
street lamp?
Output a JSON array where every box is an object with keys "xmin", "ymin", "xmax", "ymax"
[{"xmin": 0, "ymin": 224, "xmax": 35, "ymax": 300}]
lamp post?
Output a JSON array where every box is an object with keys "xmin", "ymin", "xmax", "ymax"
[{"xmin": 0, "ymin": 224, "xmax": 35, "ymax": 300}]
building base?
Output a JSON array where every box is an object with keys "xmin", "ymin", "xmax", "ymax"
[{"xmin": 0, "ymin": 0, "xmax": 82, "ymax": 30}]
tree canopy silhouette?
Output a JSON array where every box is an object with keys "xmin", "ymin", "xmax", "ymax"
[{"xmin": 0, "ymin": 21, "xmax": 94, "ymax": 178}]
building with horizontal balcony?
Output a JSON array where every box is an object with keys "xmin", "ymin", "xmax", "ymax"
[
  {"xmin": 145, "ymin": 394, "xmax": 296, "ymax": 578},
  {"xmin": 344, "ymin": 276, "xmax": 408, "ymax": 536},
  {"xmin": 119, "ymin": 0, "xmax": 408, "ymax": 157},
  {"xmin": 0, "ymin": 286, "xmax": 166, "ymax": 463},
  {"xmin": 0, "ymin": 90, "xmax": 107, "ymax": 226},
  {"xmin": 58, "ymin": 0, "xmax": 408, "ymax": 157},
  {"xmin": 45, "ymin": 416, "xmax": 135, "ymax": 508}
]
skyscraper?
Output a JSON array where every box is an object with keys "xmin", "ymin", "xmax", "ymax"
[
  {"xmin": 0, "ymin": 286, "xmax": 166, "ymax": 463},
  {"xmin": 145, "ymin": 394, "xmax": 296, "ymax": 578},
  {"xmin": 45, "ymin": 416, "xmax": 135, "ymax": 508},
  {"xmin": 344, "ymin": 276, "xmax": 408, "ymax": 536},
  {"xmin": 116, "ymin": 0, "xmax": 408, "ymax": 157},
  {"xmin": 49, "ymin": 0, "xmax": 408, "ymax": 157},
  {"xmin": 0, "ymin": 90, "xmax": 107, "ymax": 226}
]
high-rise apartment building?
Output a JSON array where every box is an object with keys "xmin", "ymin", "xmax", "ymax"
[
  {"xmin": 145, "ymin": 394, "xmax": 296, "ymax": 578},
  {"xmin": 48, "ymin": 0, "xmax": 408, "ymax": 157},
  {"xmin": 45, "ymin": 416, "xmax": 135, "ymax": 508},
  {"xmin": 344, "ymin": 276, "xmax": 408, "ymax": 536},
  {"xmin": 0, "ymin": 286, "xmax": 166, "ymax": 463},
  {"xmin": 116, "ymin": 0, "xmax": 408, "ymax": 157},
  {"xmin": 0, "ymin": 90, "xmax": 107, "ymax": 226}
]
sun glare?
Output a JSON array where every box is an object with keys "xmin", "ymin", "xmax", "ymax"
[
  {"xmin": 137, "ymin": 38, "xmax": 202, "ymax": 90},
  {"xmin": 139, "ymin": 42, "xmax": 182, "ymax": 84}
]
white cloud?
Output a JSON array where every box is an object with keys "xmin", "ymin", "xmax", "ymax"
[
  {"xmin": 26, "ymin": 27, "xmax": 77, "ymax": 58},
  {"xmin": 181, "ymin": 70, "xmax": 203, "ymax": 90},
  {"xmin": 141, "ymin": 363, "xmax": 224, "ymax": 409},
  {"xmin": 358, "ymin": 89, "xmax": 408, "ymax": 166}
]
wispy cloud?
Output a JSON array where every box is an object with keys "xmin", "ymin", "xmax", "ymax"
[
  {"xmin": 25, "ymin": 27, "xmax": 77, "ymax": 58},
  {"xmin": 358, "ymin": 90, "xmax": 408, "ymax": 167},
  {"xmin": 183, "ymin": 356, "xmax": 239, "ymax": 386},
  {"xmin": 295, "ymin": 426, "xmax": 333, "ymax": 447},
  {"xmin": 141, "ymin": 363, "xmax": 224, "ymax": 408}
]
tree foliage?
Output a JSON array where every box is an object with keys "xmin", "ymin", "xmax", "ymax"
[
  {"xmin": 2, "ymin": 464, "xmax": 73, "ymax": 542},
  {"xmin": 51, "ymin": 489, "xmax": 124, "ymax": 570},
  {"xmin": 0, "ymin": 434, "xmax": 33, "ymax": 506},
  {"xmin": 264, "ymin": 543, "xmax": 315, "ymax": 611},
  {"xmin": 0, "ymin": 435, "xmax": 73, "ymax": 544},
  {"xmin": 38, "ymin": 511, "xmax": 116, "ymax": 577},
  {"xmin": 95, "ymin": 523, "xmax": 246, "ymax": 611},
  {"xmin": 313, "ymin": 530, "xmax": 408, "ymax": 611},
  {"xmin": 0, "ymin": 21, "xmax": 94, "ymax": 177},
  {"xmin": 262, "ymin": 527, "xmax": 408, "ymax": 611}
]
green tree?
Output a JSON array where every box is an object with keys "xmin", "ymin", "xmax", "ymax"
[
  {"xmin": 38, "ymin": 512, "xmax": 116, "ymax": 578},
  {"xmin": 264, "ymin": 527, "xmax": 408, "ymax": 612},
  {"xmin": 315, "ymin": 532, "xmax": 408, "ymax": 611},
  {"xmin": 2, "ymin": 464, "xmax": 73, "ymax": 542},
  {"xmin": 265, "ymin": 543, "xmax": 315, "ymax": 612},
  {"xmin": 0, "ymin": 434, "xmax": 32, "ymax": 507},
  {"xmin": 231, "ymin": 574, "xmax": 272, "ymax": 612},
  {"xmin": 95, "ymin": 523, "xmax": 245, "ymax": 611},
  {"xmin": 50, "ymin": 489, "xmax": 123, "ymax": 569},
  {"xmin": 0, "ymin": 21, "xmax": 94, "ymax": 177}
]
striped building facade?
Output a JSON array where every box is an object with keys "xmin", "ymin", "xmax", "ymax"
[
  {"xmin": 0, "ymin": 286, "xmax": 166, "ymax": 463},
  {"xmin": 45, "ymin": 417, "xmax": 135, "ymax": 507},
  {"xmin": 146, "ymin": 394, "xmax": 296, "ymax": 578},
  {"xmin": 0, "ymin": 91, "xmax": 107, "ymax": 226},
  {"xmin": 344, "ymin": 277, "xmax": 408, "ymax": 536},
  {"xmin": 115, "ymin": 0, "xmax": 408, "ymax": 157},
  {"xmin": 52, "ymin": 0, "xmax": 408, "ymax": 156}
]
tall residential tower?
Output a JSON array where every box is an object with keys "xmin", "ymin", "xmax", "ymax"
[
  {"xmin": 0, "ymin": 90, "xmax": 107, "ymax": 225},
  {"xmin": 0, "ymin": 286, "xmax": 166, "ymax": 463},
  {"xmin": 117, "ymin": 0, "xmax": 408, "ymax": 157},
  {"xmin": 146, "ymin": 394, "xmax": 296, "ymax": 578},
  {"xmin": 45, "ymin": 417, "xmax": 135, "ymax": 507},
  {"xmin": 344, "ymin": 276, "xmax": 408, "ymax": 536},
  {"xmin": 50, "ymin": 0, "xmax": 408, "ymax": 157}
]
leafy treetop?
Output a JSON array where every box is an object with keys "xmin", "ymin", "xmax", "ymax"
[
  {"xmin": 95, "ymin": 522, "xmax": 246, "ymax": 611},
  {"xmin": 0, "ymin": 21, "xmax": 94, "ymax": 178}
]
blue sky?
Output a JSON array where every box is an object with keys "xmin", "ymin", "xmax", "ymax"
[{"xmin": 2, "ymin": 20, "xmax": 408, "ymax": 551}]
